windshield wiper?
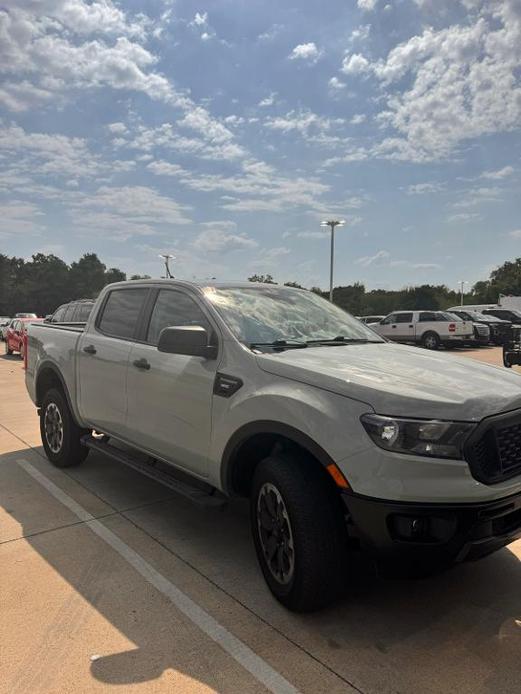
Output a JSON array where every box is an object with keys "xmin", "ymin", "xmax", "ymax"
[
  {"xmin": 249, "ymin": 339, "xmax": 308, "ymax": 351},
  {"xmin": 306, "ymin": 336, "xmax": 382, "ymax": 345}
]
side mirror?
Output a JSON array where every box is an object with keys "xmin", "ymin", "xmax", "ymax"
[{"xmin": 157, "ymin": 325, "xmax": 218, "ymax": 359}]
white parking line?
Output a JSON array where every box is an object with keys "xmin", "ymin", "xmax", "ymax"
[{"xmin": 17, "ymin": 459, "xmax": 300, "ymax": 694}]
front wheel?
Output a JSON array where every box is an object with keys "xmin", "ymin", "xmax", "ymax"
[
  {"xmin": 250, "ymin": 453, "xmax": 349, "ymax": 612},
  {"xmin": 503, "ymin": 352, "xmax": 512, "ymax": 368},
  {"xmin": 422, "ymin": 332, "xmax": 440, "ymax": 350},
  {"xmin": 40, "ymin": 388, "xmax": 89, "ymax": 467},
  {"xmin": 5, "ymin": 341, "xmax": 13, "ymax": 355}
]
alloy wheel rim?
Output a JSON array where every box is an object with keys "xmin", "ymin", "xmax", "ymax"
[
  {"xmin": 257, "ymin": 482, "xmax": 295, "ymax": 585},
  {"xmin": 44, "ymin": 402, "xmax": 64, "ymax": 454},
  {"xmin": 426, "ymin": 336, "xmax": 436, "ymax": 348}
]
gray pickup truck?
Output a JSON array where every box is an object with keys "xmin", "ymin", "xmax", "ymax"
[{"xmin": 26, "ymin": 280, "xmax": 521, "ymax": 611}]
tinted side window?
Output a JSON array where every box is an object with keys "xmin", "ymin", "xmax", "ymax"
[
  {"xmin": 98, "ymin": 289, "xmax": 148, "ymax": 339},
  {"xmin": 395, "ymin": 313, "xmax": 413, "ymax": 323},
  {"xmin": 63, "ymin": 304, "xmax": 77, "ymax": 322},
  {"xmin": 76, "ymin": 303, "xmax": 93, "ymax": 322},
  {"xmin": 419, "ymin": 312, "xmax": 436, "ymax": 322},
  {"xmin": 381, "ymin": 314, "xmax": 396, "ymax": 325},
  {"xmin": 52, "ymin": 306, "xmax": 67, "ymax": 322},
  {"xmin": 147, "ymin": 290, "xmax": 210, "ymax": 346}
]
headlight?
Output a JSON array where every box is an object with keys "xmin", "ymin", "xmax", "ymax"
[{"xmin": 360, "ymin": 414, "xmax": 476, "ymax": 460}]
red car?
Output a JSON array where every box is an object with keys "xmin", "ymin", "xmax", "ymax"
[{"xmin": 5, "ymin": 317, "xmax": 43, "ymax": 358}]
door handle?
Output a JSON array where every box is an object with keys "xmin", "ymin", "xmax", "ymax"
[
  {"xmin": 409, "ymin": 325, "xmax": 413, "ymax": 328},
  {"xmin": 392, "ymin": 325, "xmax": 397, "ymax": 328},
  {"xmin": 83, "ymin": 345, "xmax": 97, "ymax": 355},
  {"xmin": 133, "ymin": 358, "xmax": 150, "ymax": 371}
]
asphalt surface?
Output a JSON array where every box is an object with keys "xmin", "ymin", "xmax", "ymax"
[{"xmin": 1, "ymin": 347, "xmax": 520, "ymax": 693}]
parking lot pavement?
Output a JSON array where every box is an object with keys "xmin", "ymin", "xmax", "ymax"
[{"xmin": 1, "ymin": 352, "xmax": 520, "ymax": 694}]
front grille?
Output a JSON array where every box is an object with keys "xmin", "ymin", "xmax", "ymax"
[
  {"xmin": 476, "ymin": 325, "xmax": 489, "ymax": 337},
  {"xmin": 465, "ymin": 411, "xmax": 521, "ymax": 484}
]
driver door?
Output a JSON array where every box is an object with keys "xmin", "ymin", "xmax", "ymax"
[{"xmin": 125, "ymin": 288, "xmax": 219, "ymax": 478}]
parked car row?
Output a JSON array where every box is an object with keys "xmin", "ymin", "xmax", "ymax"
[
  {"xmin": 4, "ymin": 317, "xmax": 44, "ymax": 357},
  {"xmin": 45, "ymin": 299, "xmax": 94, "ymax": 324},
  {"xmin": 362, "ymin": 309, "xmax": 513, "ymax": 350}
]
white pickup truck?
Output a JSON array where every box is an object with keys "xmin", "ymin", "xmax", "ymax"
[
  {"xmin": 371, "ymin": 310, "xmax": 473, "ymax": 349},
  {"xmin": 26, "ymin": 281, "xmax": 521, "ymax": 611}
]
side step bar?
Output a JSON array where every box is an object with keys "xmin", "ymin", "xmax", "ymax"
[{"xmin": 81, "ymin": 435, "xmax": 227, "ymax": 510}]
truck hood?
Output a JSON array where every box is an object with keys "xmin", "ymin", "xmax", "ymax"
[{"xmin": 256, "ymin": 342, "xmax": 521, "ymax": 421}]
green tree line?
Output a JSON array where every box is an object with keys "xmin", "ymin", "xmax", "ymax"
[
  {"xmin": 0, "ymin": 253, "xmax": 126, "ymax": 317},
  {"xmin": 249, "ymin": 257, "xmax": 521, "ymax": 316},
  {"xmin": 0, "ymin": 252, "xmax": 518, "ymax": 318}
]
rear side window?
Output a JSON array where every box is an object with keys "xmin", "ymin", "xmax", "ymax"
[
  {"xmin": 147, "ymin": 290, "xmax": 210, "ymax": 346},
  {"xmin": 52, "ymin": 305, "xmax": 67, "ymax": 322},
  {"xmin": 76, "ymin": 303, "xmax": 93, "ymax": 322},
  {"xmin": 419, "ymin": 312, "xmax": 437, "ymax": 322},
  {"xmin": 98, "ymin": 288, "xmax": 148, "ymax": 339},
  {"xmin": 63, "ymin": 304, "xmax": 77, "ymax": 322},
  {"xmin": 395, "ymin": 313, "xmax": 413, "ymax": 323}
]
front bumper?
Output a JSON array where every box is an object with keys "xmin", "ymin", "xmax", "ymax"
[{"xmin": 342, "ymin": 489, "xmax": 521, "ymax": 567}]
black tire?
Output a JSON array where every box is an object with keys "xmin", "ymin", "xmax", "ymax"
[
  {"xmin": 19, "ymin": 342, "xmax": 24, "ymax": 360},
  {"xmin": 5, "ymin": 341, "xmax": 13, "ymax": 355},
  {"xmin": 250, "ymin": 452, "xmax": 349, "ymax": 612},
  {"xmin": 503, "ymin": 352, "xmax": 512, "ymax": 368},
  {"xmin": 422, "ymin": 331, "xmax": 440, "ymax": 350},
  {"xmin": 40, "ymin": 387, "xmax": 89, "ymax": 467}
]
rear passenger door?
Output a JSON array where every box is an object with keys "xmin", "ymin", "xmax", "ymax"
[
  {"xmin": 125, "ymin": 288, "xmax": 219, "ymax": 477},
  {"xmin": 392, "ymin": 312, "xmax": 415, "ymax": 341},
  {"xmin": 78, "ymin": 287, "xmax": 149, "ymax": 437}
]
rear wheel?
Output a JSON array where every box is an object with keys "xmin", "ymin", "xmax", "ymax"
[
  {"xmin": 503, "ymin": 352, "xmax": 512, "ymax": 368},
  {"xmin": 40, "ymin": 388, "xmax": 89, "ymax": 467},
  {"xmin": 5, "ymin": 340, "xmax": 13, "ymax": 355},
  {"xmin": 250, "ymin": 452, "xmax": 349, "ymax": 612},
  {"xmin": 422, "ymin": 332, "xmax": 440, "ymax": 350}
]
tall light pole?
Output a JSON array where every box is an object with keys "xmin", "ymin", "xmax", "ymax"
[
  {"xmin": 158, "ymin": 253, "xmax": 175, "ymax": 279},
  {"xmin": 458, "ymin": 280, "xmax": 468, "ymax": 306},
  {"xmin": 320, "ymin": 219, "xmax": 345, "ymax": 302}
]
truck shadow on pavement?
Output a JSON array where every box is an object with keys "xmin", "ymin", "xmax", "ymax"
[{"xmin": 2, "ymin": 445, "xmax": 521, "ymax": 693}]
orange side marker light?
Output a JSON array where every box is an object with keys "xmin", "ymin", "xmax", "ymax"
[{"xmin": 326, "ymin": 463, "xmax": 351, "ymax": 490}]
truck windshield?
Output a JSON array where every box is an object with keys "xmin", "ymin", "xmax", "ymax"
[{"xmin": 203, "ymin": 286, "xmax": 384, "ymax": 347}]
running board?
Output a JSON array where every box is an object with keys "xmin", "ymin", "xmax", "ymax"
[{"xmin": 81, "ymin": 435, "xmax": 227, "ymax": 510}]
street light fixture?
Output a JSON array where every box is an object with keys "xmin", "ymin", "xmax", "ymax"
[
  {"xmin": 320, "ymin": 219, "xmax": 345, "ymax": 302},
  {"xmin": 158, "ymin": 253, "xmax": 175, "ymax": 279},
  {"xmin": 458, "ymin": 280, "xmax": 468, "ymax": 306}
]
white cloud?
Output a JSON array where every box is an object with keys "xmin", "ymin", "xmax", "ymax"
[
  {"xmin": 447, "ymin": 211, "xmax": 482, "ymax": 222},
  {"xmin": 341, "ymin": 53, "xmax": 371, "ymax": 75},
  {"xmin": 68, "ymin": 185, "xmax": 192, "ymax": 240},
  {"xmin": 193, "ymin": 227, "xmax": 258, "ymax": 252},
  {"xmin": 350, "ymin": 114, "xmax": 367, "ymax": 125},
  {"xmin": 264, "ymin": 110, "xmax": 341, "ymax": 137},
  {"xmin": 258, "ymin": 92, "xmax": 277, "ymax": 107},
  {"xmin": 0, "ymin": 123, "xmax": 102, "ymax": 179},
  {"xmin": 107, "ymin": 122, "xmax": 128, "ymax": 135},
  {"xmin": 407, "ymin": 182, "xmax": 444, "ymax": 194},
  {"xmin": 357, "ymin": 0, "xmax": 378, "ymax": 10},
  {"xmin": 289, "ymin": 42, "xmax": 321, "ymax": 63},
  {"xmin": 452, "ymin": 186, "xmax": 503, "ymax": 208},
  {"xmin": 343, "ymin": 4, "xmax": 521, "ymax": 161},
  {"xmin": 349, "ymin": 25, "xmax": 371, "ymax": 44},
  {"xmin": 258, "ymin": 24, "xmax": 284, "ymax": 42},
  {"xmin": 192, "ymin": 12, "xmax": 208, "ymax": 27},
  {"xmin": 328, "ymin": 77, "xmax": 346, "ymax": 90},
  {"xmin": 0, "ymin": 201, "xmax": 45, "ymax": 237},
  {"xmin": 147, "ymin": 160, "xmax": 186, "ymax": 177},
  {"xmin": 355, "ymin": 250, "xmax": 390, "ymax": 266},
  {"xmin": 480, "ymin": 165, "xmax": 514, "ymax": 179},
  {"xmin": 509, "ymin": 229, "xmax": 521, "ymax": 239}
]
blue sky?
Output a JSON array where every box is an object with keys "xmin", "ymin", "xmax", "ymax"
[{"xmin": 0, "ymin": 0, "xmax": 520, "ymax": 289}]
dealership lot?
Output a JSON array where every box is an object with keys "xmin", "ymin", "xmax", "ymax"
[{"xmin": 1, "ymin": 349, "xmax": 520, "ymax": 694}]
